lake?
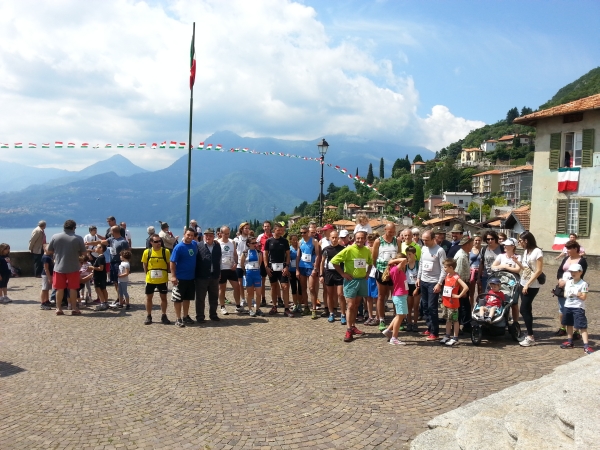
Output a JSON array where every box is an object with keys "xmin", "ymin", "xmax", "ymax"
[{"xmin": 0, "ymin": 226, "xmax": 170, "ymax": 251}]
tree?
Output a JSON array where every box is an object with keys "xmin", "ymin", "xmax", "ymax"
[
  {"xmin": 411, "ymin": 176, "xmax": 425, "ymax": 214},
  {"xmin": 392, "ymin": 157, "xmax": 410, "ymax": 175},
  {"xmin": 326, "ymin": 183, "xmax": 339, "ymax": 196},
  {"xmin": 356, "ymin": 167, "xmax": 359, "ymax": 177},
  {"xmin": 506, "ymin": 107, "xmax": 519, "ymax": 124},
  {"xmin": 379, "ymin": 157, "xmax": 384, "ymax": 179},
  {"xmin": 366, "ymin": 163, "xmax": 374, "ymax": 184},
  {"xmin": 520, "ymin": 106, "xmax": 533, "ymax": 116},
  {"xmin": 413, "ymin": 154, "xmax": 423, "ymax": 163}
]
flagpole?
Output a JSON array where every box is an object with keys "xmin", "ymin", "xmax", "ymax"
[{"xmin": 186, "ymin": 22, "xmax": 195, "ymax": 227}]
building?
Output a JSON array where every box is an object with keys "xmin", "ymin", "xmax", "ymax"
[
  {"xmin": 471, "ymin": 170, "xmax": 502, "ymax": 197},
  {"xmin": 410, "ymin": 161, "xmax": 426, "ymax": 174},
  {"xmin": 443, "ymin": 191, "xmax": 473, "ymax": 209},
  {"xmin": 366, "ymin": 199, "xmax": 387, "ymax": 214},
  {"xmin": 459, "ymin": 147, "xmax": 485, "ymax": 166},
  {"xmin": 496, "ymin": 134, "xmax": 532, "ymax": 148},
  {"xmin": 480, "ymin": 139, "xmax": 498, "ymax": 152},
  {"xmin": 424, "ymin": 195, "xmax": 443, "ymax": 214},
  {"xmin": 503, "ymin": 205, "xmax": 531, "ymax": 238},
  {"xmin": 514, "ymin": 93, "xmax": 600, "ymax": 255},
  {"xmin": 500, "ymin": 165, "xmax": 533, "ymax": 206},
  {"xmin": 422, "ymin": 217, "xmax": 484, "ymax": 235}
]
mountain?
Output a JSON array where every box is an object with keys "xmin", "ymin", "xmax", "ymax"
[{"xmin": 539, "ymin": 66, "xmax": 600, "ymax": 110}]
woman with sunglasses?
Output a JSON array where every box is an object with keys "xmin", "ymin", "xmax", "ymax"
[
  {"xmin": 478, "ymin": 230, "xmax": 502, "ymax": 291},
  {"xmin": 240, "ymin": 238, "xmax": 264, "ymax": 317},
  {"xmin": 518, "ymin": 231, "xmax": 544, "ymax": 347},
  {"xmin": 468, "ymin": 234, "xmax": 482, "ymax": 306}
]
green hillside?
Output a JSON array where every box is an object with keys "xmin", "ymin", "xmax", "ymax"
[{"xmin": 539, "ymin": 66, "xmax": 600, "ymax": 109}]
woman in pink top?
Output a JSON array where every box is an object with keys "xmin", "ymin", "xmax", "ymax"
[{"xmin": 381, "ymin": 257, "xmax": 408, "ymax": 345}]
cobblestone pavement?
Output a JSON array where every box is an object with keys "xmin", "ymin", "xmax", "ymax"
[{"xmin": 0, "ymin": 271, "xmax": 598, "ymax": 449}]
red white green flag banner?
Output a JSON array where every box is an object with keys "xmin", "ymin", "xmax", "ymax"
[
  {"xmin": 151, "ymin": 143, "xmax": 157, "ymax": 149},
  {"xmin": 169, "ymin": 141, "xmax": 177, "ymax": 149},
  {"xmin": 552, "ymin": 234, "xmax": 570, "ymax": 251},
  {"xmin": 197, "ymin": 142, "xmax": 204, "ymax": 149},
  {"xmin": 42, "ymin": 143, "xmax": 50, "ymax": 148},
  {"xmin": 215, "ymin": 144, "xmax": 222, "ymax": 151},
  {"xmin": 105, "ymin": 144, "xmax": 112, "ymax": 148},
  {"xmin": 558, "ymin": 167, "xmax": 580, "ymax": 192},
  {"xmin": 68, "ymin": 142, "xmax": 75, "ymax": 148},
  {"xmin": 81, "ymin": 143, "xmax": 89, "ymax": 148},
  {"xmin": 55, "ymin": 141, "xmax": 63, "ymax": 148},
  {"xmin": 14, "ymin": 143, "xmax": 23, "ymax": 148},
  {"xmin": 206, "ymin": 144, "xmax": 213, "ymax": 150},
  {"xmin": 128, "ymin": 143, "xmax": 135, "ymax": 148},
  {"xmin": 29, "ymin": 143, "xmax": 36, "ymax": 148},
  {"xmin": 178, "ymin": 142, "xmax": 186, "ymax": 149},
  {"xmin": 138, "ymin": 143, "xmax": 146, "ymax": 149},
  {"xmin": 160, "ymin": 142, "xmax": 166, "ymax": 148},
  {"xmin": 1, "ymin": 143, "xmax": 9, "ymax": 148},
  {"xmin": 117, "ymin": 144, "xmax": 124, "ymax": 149}
]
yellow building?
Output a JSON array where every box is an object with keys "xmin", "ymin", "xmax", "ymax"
[{"xmin": 471, "ymin": 169, "xmax": 502, "ymax": 196}]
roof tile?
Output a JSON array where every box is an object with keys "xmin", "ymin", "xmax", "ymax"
[{"xmin": 514, "ymin": 93, "xmax": 600, "ymax": 124}]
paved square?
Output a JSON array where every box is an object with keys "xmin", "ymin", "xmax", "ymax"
[{"xmin": 0, "ymin": 271, "xmax": 597, "ymax": 449}]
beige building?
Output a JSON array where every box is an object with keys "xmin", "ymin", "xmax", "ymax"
[
  {"xmin": 515, "ymin": 93, "xmax": 599, "ymax": 255},
  {"xmin": 471, "ymin": 169, "xmax": 502, "ymax": 197},
  {"xmin": 459, "ymin": 147, "xmax": 485, "ymax": 166}
]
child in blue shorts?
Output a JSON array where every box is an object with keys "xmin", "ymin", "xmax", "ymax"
[
  {"xmin": 241, "ymin": 239, "xmax": 263, "ymax": 317},
  {"xmin": 381, "ymin": 257, "xmax": 408, "ymax": 345},
  {"xmin": 559, "ymin": 264, "xmax": 593, "ymax": 354}
]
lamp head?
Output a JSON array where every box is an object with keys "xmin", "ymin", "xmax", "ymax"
[{"xmin": 317, "ymin": 138, "xmax": 329, "ymax": 156}]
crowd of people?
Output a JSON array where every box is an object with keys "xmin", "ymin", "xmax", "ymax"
[{"xmin": 5, "ymin": 214, "xmax": 592, "ymax": 354}]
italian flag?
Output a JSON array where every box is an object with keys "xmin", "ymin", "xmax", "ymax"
[
  {"xmin": 242, "ymin": 148, "xmax": 248, "ymax": 152},
  {"xmin": 169, "ymin": 141, "xmax": 176, "ymax": 149},
  {"xmin": 190, "ymin": 33, "xmax": 196, "ymax": 90},
  {"xmin": 55, "ymin": 141, "xmax": 63, "ymax": 148},
  {"xmin": 138, "ymin": 143, "xmax": 146, "ymax": 149},
  {"xmin": 1, "ymin": 143, "xmax": 8, "ymax": 148},
  {"xmin": 128, "ymin": 143, "xmax": 135, "ymax": 148},
  {"xmin": 340, "ymin": 168, "xmax": 347, "ymax": 174},
  {"xmin": 552, "ymin": 234, "xmax": 570, "ymax": 251},
  {"xmin": 105, "ymin": 144, "xmax": 112, "ymax": 148},
  {"xmin": 348, "ymin": 174, "xmax": 353, "ymax": 179},
  {"xmin": 14, "ymin": 142, "xmax": 23, "ymax": 148},
  {"xmin": 68, "ymin": 142, "xmax": 75, "ymax": 148},
  {"xmin": 117, "ymin": 144, "xmax": 124, "ymax": 149},
  {"xmin": 151, "ymin": 143, "xmax": 157, "ymax": 149},
  {"xmin": 160, "ymin": 141, "xmax": 166, "ymax": 148},
  {"xmin": 179, "ymin": 142, "xmax": 186, "ymax": 149},
  {"xmin": 206, "ymin": 144, "xmax": 213, "ymax": 150},
  {"xmin": 558, "ymin": 167, "xmax": 580, "ymax": 192},
  {"xmin": 335, "ymin": 165, "xmax": 340, "ymax": 170},
  {"xmin": 215, "ymin": 144, "xmax": 222, "ymax": 151},
  {"xmin": 198, "ymin": 142, "xmax": 204, "ymax": 149},
  {"xmin": 42, "ymin": 143, "xmax": 50, "ymax": 148},
  {"xmin": 81, "ymin": 143, "xmax": 89, "ymax": 148},
  {"xmin": 29, "ymin": 143, "xmax": 36, "ymax": 148}
]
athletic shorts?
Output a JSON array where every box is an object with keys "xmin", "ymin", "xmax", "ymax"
[
  {"xmin": 260, "ymin": 261, "xmax": 267, "ymax": 278},
  {"xmin": 392, "ymin": 295, "xmax": 408, "ymax": 315},
  {"xmin": 171, "ymin": 279, "xmax": 195, "ymax": 302},
  {"xmin": 41, "ymin": 274, "xmax": 52, "ymax": 291},
  {"xmin": 236, "ymin": 267, "xmax": 244, "ymax": 280},
  {"xmin": 94, "ymin": 277, "xmax": 107, "ymax": 290},
  {"xmin": 324, "ymin": 270, "xmax": 343, "ymax": 287},
  {"xmin": 442, "ymin": 305, "xmax": 459, "ymax": 323},
  {"xmin": 268, "ymin": 271, "xmax": 289, "ymax": 284},
  {"xmin": 0, "ymin": 272, "xmax": 9, "ymax": 288},
  {"xmin": 298, "ymin": 267, "xmax": 313, "ymax": 277},
  {"xmin": 562, "ymin": 307, "xmax": 587, "ymax": 329},
  {"xmin": 375, "ymin": 269, "xmax": 393, "ymax": 286},
  {"xmin": 343, "ymin": 278, "xmax": 368, "ymax": 299},
  {"xmin": 52, "ymin": 271, "xmax": 80, "ymax": 290},
  {"xmin": 145, "ymin": 282, "xmax": 168, "ymax": 295},
  {"xmin": 219, "ymin": 269, "xmax": 239, "ymax": 284},
  {"xmin": 289, "ymin": 271, "xmax": 302, "ymax": 295},
  {"xmin": 367, "ymin": 277, "xmax": 379, "ymax": 298},
  {"xmin": 244, "ymin": 270, "xmax": 262, "ymax": 288},
  {"xmin": 407, "ymin": 283, "xmax": 419, "ymax": 296}
]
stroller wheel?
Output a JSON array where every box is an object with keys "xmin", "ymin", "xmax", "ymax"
[
  {"xmin": 509, "ymin": 321, "xmax": 522, "ymax": 342},
  {"xmin": 471, "ymin": 325, "xmax": 482, "ymax": 346}
]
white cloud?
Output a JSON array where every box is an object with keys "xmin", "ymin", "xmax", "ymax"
[{"xmin": 0, "ymin": 0, "xmax": 483, "ymax": 170}]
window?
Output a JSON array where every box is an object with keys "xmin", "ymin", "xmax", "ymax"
[
  {"xmin": 564, "ymin": 132, "xmax": 583, "ymax": 167},
  {"xmin": 458, "ymin": 199, "xmax": 463, "ymax": 204},
  {"xmin": 567, "ymin": 199, "xmax": 579, "ymax": 234},
  {"xmin": 550, "ymin": 129, "xmax": 595, "ymax": 170},
  {"xmin": 556, "ymin": 198, "xmax": 591, "ymax": 237}
]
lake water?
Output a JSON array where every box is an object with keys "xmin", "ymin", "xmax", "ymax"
[{"xmin": 0, "ymin": 226, "xmax": 158, "ymax": 251}]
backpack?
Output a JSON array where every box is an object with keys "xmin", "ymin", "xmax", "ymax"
[{"xmin": 144, "ymin": 248, "xmax": 169, "ymax": 272}]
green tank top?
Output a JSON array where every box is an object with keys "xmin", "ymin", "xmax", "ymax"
[{"xmin": 376, "ymin": 236, "xmax": 398, "ymax": 272}]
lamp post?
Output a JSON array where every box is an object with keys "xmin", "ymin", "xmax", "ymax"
[{"xmin": 317, "ymin": 138, "xmax": 329, "ymax": 227}]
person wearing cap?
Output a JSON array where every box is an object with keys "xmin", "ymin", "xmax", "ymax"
[
  {"xmin": 194, "ymin": 228, "xmax": 222, "ymax": 323},
  {"xmin": 339, "ymin": 229, "xmax": 350, "ymax": 246},
  {"xmin": 412, "ymin": 228, "xmax": 424, "ymax": 247},
  {"xmin": 446, "ymin": 224, "xmax": 464, "ymax": 259},
  {"xmin": 454, "ymin": 235, "xmax": 474, "ymax": 331},
  {"xmin": 491, "ymin": 237, "xmax": 522, "ymax": 324},
  {"xmin": 477, "ymin": 277, "xmax": 505, "ymax": 323},
  {"xmin": 559, "ymin": 263, "xmax": 593, "ymax": 354},
  {"xmin": 234, "ymin": 222, "xmax": 251, "ymax": 306},
  {"xmin": 400, "ymin": 228, "xmax": 421, "ymax": 261},
  {"xmin": 433, "ymin": 227, "xmax": 452, "ymax": 254},
  {"xmin": 159, "ymin": 222, "xmax": 179, "ymax": 250}
]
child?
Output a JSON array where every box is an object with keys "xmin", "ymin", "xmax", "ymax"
[
  {"xmin": 40, "ymin": 245, "xmax": 54, "ymax": 309},
  {"xmin": 404, "ymin": 246, "xmax": 420, "ymax": 332},
  {"xmin": 364, "ymin": 233, "xmax": 378, "ymax": 325},
  {"xmin": 91, "ymin": 244, "xmax": 109, "ymax": 311},
  {"xmin": 113, "ymin": 250, "xmax": 131, "ymax": 309},
  {"xmin": 477, "ymin": 277, "xmax": 506, "ymax": 322},
  {"xmin": 440, "ymin": 258, "xmax": 469, "ymax": 346},
  {"xmin": 560, "ymin": 264, "xmax": 594, "ymax": 354},
  {"xmin": 381, "ymin": 256, "xmax": 408, "ymax": 345},
  {"xmin": 241, "ymin": 239, "xmax": 264, "ymax": 317},
  {"xmin": 79, "ymin": 255, "xmax": 93, "ymax": 304},
  {"xmin": 0, "ymin": 243, "xmax": 12, "ymax": 303}
]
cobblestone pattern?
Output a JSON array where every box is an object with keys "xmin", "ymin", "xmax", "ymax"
[{"xmin": 0, "ymin": 271, "xmax": 597, "ymax": 449}]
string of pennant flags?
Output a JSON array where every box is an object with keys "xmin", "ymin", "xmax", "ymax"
[{"xmin": 1, "ymin": 140, "xmax": 416, "ymax": 218}]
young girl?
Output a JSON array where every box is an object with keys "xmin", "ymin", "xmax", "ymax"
[
  {"xmin": 0, "ymin": 243, "xmax": 12, "ymax": 303},
  {"xmin": 114, "ymin": 250, "xmax": 131, "ymax": 309},
  {"xmin": 241, "ymin": 238, "xmax": 264, "ymax": 317},
  {"xmin": 79, "ymin": 255, "xmax": 93, "ymax": 304},
  {"xmin": 364, "ymin": 233, "xmax": 378, "ymax": 325},
  {"xmin": 288, "ymin": 234, "xmax": 303, "ymax": 314},
  {"xmin": 354, "ymin": 213, "xmax": 372, "ymax": 235},
  {"xmin": 381, "ymin": 256, "xmax": 408, "ymax": 345},
  {"xmin": 91, "ymin": 244, "xmax": 109, "ymax": 311},
  {"xmin": 404, "ymin": 246, "xmax": 420, "ymax": 332}
]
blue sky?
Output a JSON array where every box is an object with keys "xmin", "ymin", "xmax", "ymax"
[{"xmin": 0, "ymin": 0, "xmax": 598, "ymax": 170}]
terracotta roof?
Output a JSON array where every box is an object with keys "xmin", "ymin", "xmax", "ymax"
[
  {"xmin": 412, "ymin": 161, "xmax": 426, "ymax": 165},
  {"xmin": 488, "ymin": 220, "xmax": 502, "ymax": 227},
  {"xmin": 325, "ymin": 205, "xmax": 338, "ymax": 209},
  {"xmin": 347, "ymin": 203, "xmax": 360, "ymax": 208},
  {"xmin": 497, "ymin": 134, "xmax": 516, "ymax": 141},
  {"xmin": 473, "ymin": 169, "xmax": 502, "ymax": 177},
  {"xmin": 422, "ymin": 216, "xmax": 458, "ymax": 226},
  {"xmin": 368, "ymin": 219, "xmax": 394, "ymax": 227},
  {"xmin": 484, "ymin": 139, "xmax": 498, "ymax": 143},
  {"xmin": 332, "ymin": 220, "xmax": 355, "ymax": 226},
  {"xmin": 514, "ymin": 93, "xmax": 600, "ymax": 125},
  {"xmin": 501, "ymin": 165, "xmax": 533, "ymax": 174},
  {"xmin": 510, "ymin": 205, "xmax": 531, "ymax": 230},
  {"xmin": 462, "ymin": 147, "xmax": 483, "ymax": 152}
]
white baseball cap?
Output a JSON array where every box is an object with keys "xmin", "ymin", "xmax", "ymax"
[
  {"xmin": 568, "ymin": 263, "xmax": 583, "ymax": 272},
  {"xmin": 339, "ymin": 230, "xmax": 349, "ymax": 238}
]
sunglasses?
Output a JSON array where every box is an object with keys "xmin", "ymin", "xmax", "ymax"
[
  {"xmin": 301, "ymin": 231, "xmax": 308, "ymax": 234},
  {"xmin": 486, "ymin": 238, "xmax": 494, "ymax": 241},
  {"xmin": 248, "ymin": 241, "xmax": 257, "ymax": 244},
  {"xmin": 151, "ymin": 240, "xmax": 161, "ymax": 243}
]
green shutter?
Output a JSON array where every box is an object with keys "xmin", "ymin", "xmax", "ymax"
[
  {"xmin": 577, "ymin": 198, "xmax": 591, "ymax": 238},
  {"xmin": 549, "ymin": 132, "xmax": 561, "ymax": 170},
  {"xmin": 556, "ymin": 199, "xmax": 568, "ymax": 235},
  {"xmin": 581, "ymin": 129, "xmax": 595, "ymax": 167}
]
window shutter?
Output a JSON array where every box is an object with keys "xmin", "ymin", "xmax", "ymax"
[
  {"xmin": 581, "ymin": 129, "xmax": 595, "ymax": 167},
  {"xmin": 556, "ymin": 199, "xmax": 568, "ymax": 235},
  {"xmin": 549, "ymin": 132, "xmax": 561, "ymax": 170},
  {"xmin": 577, "ymin": 198, "xmax": 591, "ymax": 237}
]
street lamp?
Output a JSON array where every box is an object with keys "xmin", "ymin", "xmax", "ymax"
[{"xmin": 317, "ymin": 138, "xmax": 329, "ymax": 227}]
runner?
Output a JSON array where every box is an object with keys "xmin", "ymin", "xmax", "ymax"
[
  {"xmin": 298, "ymin": 224, "xmax": 322, "ymax": 319},
  {"xmin": 234, "ymin": 222, "xmax": 250, "ymax": 307},
  {"xmin": 400, "ymin": 228, "xmax": 421, "ymax": 260},
  {"xmin": 320, "ymin": 230, "xmax": 346, "ymax": 324},
  {"xmin": 240, "ymin": 236, "xmax": 264, "ymax": 317},
  {"xmin": 141, "ymin": 234, "xmax": 172, "ymax": 325},
  {"xmin": 256, "ymin": 220, "xmax": 273, "ymax": 307},
  {"xmin": 372, "ymin": 224, "xmax": 400, "ymax": 331},
  {"xmin": 217, "ymin": 226, "xmax": 242, "ymax": 315},
  {"xmin": 100, "ymin": 226, "xmax": 129, "ymax": 299},
  {"xmin": 318, "ymin": 224, "xmax": 335, "ymax": 316},
  {"xmin": 330, "ymin": 230, "xmax": 373, "ymax": 342},
  {"xmin": 288, "ymin": 233, "xmax": 304, "ymax": 314},
  {"xmin": 169, "ymin": 228, "xmax": 197, "ymax": 328},
  {"xmin": 263, "ymin": 222, "xmax": 294, "ymax": 317}
]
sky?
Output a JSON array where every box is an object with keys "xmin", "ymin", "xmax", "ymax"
[{"xmin": 1, "ymin": 0, "xmax": 599, "ymax": 170}]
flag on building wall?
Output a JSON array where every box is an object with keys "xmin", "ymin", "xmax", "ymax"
[
  {"xmin": 552, "ymin": 234, "xmax": 570, "ymax": 251},
  {"xmin": 558, "ymin": 167, "xmax": 580, "ymax": 192}
]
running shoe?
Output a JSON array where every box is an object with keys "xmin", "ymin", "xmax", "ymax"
[
  {"xmin": 315, "ymin": 299, "xmax": 322, "ymax": 309},
  {"xmin": 555, "ymin": 328, "xmax": 567, "ymax": 336},
  {"xmin": 573, "ymin": 331, "xmax": 582, "ymax": 340},
  {"xmin": 425, "ymin": 334, "xmax": 439, "ymax": 341},
  {"xmin": 519, "ymin": 336, "xmax": 536, "ymax": 347},
  {"xmin": 340, "ymin": 314, "xmax": 347, "ymax": 326},
  {"xmin": 108, "ymin": 301, "xmax": 120, "ymax": 309},
  {"xmin": 389, "ymin": 337, "xmax": 406, "ymax": 346},
  {"xmin": 240, "ymin": 299, "xmax": 247, "ymax": 308},
  {"xmin": 96, "ymin": 302, "xmax": 109, "ymax": 311},
  {"xmin": 161, "ymin": 314, "xmax": 172, "ymax": 325},
  {"xmin": 249, "ymin": 309, "xmax": 256, "ymax": 317},
  {"xmin": 4, "ymin": 296, "xmax": 12, "ymax": 303},
  {"xmin": 269, "ymin": 306, "xmax": 278, "ymax": 315},
  {"xmin": 277, "ymin": 297, "xmax": 284, "ymax": 308},
  {"xmin": 125, "ymin": 304, "xmax": 130, "ymax": 310},
  {"xmin": 321, "ymin": 308, "xmax": 330, "ymax": 318},
  {"xmin": 183, "ymin": 315, "xmax": 195, "ymax": 325},
  {"xmin": 221, "ymin": 306, "xmax": 229, "ymax": 315},
  {"xmin": 71, "ymin": 310, "xmax": 82, "ymax": 316},
  {"xmin": 560, "ymin": 341, "xmax": 574, "ymax": 349},
  {"xmin": 311, "ymin": 310, "xmax": 318, "ymax": 320},
  {"xmin": 378, "ymin": 321, "xmax": 386, "ymax": 332},
  {"xmin": 40, "ymin": 302, "xmax": 52, "ymax": 310},
  {"xmin": 255, "ymin": 309, "xmax": 265, "ymax": 316},
  {"xmin": 381, "ymin": 328, "xmax": 392, "ymax": 339},
  {"xmin": 176, "ymin": 318, "xmax": 185, "ymax": 328},
  {"xmin": 350, "ymin": 326, "xmax": 364, "ymax": 336},
  {"xmin": 584, "ymin": 347, "xmax": 595, "ymax": 355},
  {"xmin": 302, "ymin": 307, "xmax": 311, "ymax": 316},
  {"xmin": 439, "ymin": 336, "xmax": 451, "ymax": 344},
  {"xmin": 55, "ymin": 310, "xmax": 65, "ymax": 315},
  {"xmin": 421, "ymin": 330, "xmax": 431, "ymax": 336},
  {"xmin": 284, "ymin": 309, "xmax": 294, "ymax": 318},
  {"xmin": 445, "ymin": 338, "xmax": 459, "ymax": 346},
  {"xmin": 235, "ymin": 305, "xmax": 245, "ymax": 314},
  {"xmin": 344, "ymin": 330, "xmax": 353, "ymax": 342},
  {"xmin": 328, "ymin": 314, "xmax": 335, "ymax": 323},
  {"xmin": 144, "ymin": 315, "xmax": 152, "ymax": 325},
  {"xmin": 355, "ymin": 315, "xmax": 364, "ymax": 323}
]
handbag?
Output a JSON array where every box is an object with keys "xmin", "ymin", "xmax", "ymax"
[
  {"xmin": 537, "ymin": 272, "xmax": 546, "ymax": 285},
  {"xmin": 551, "ymin": 284, "xmax": 564, "ymax": 297}
]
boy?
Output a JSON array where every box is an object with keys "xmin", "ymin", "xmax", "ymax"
[
  {"xmin": 40, "ymin": 246, "xmax": 54, "ymax": 310},
  {"xmin": 440, "ymin": 258, "xmax": 468, "ymax": 346},
  {"xmin": 477, "ymin": 277, "xmax": 506, "ymax": 323},
  {"xmin": 91, "ymin": 243, "xmax": 110, "ymax": 311},
  {"xmin": 560, "ymin": 264, "xmax": 593, "ymax": 354}
]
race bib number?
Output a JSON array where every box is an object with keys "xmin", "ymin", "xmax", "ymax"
[
  {"xmin": 271, "ymin": 262, "xmax": 284, "ymax": 271},
  {"xmin": 109, "ymin": 247, "xmax": 116, "ymax": 256},
  {"xmin": 327, "ymin": 261, "xmax": 335, "ymax": 270},
  {"xmin": 443, "ymin": 285, "xmax": 453, "ymax": 297},
  {"xmin": 423, "ymin": 261, "xmax": 433, "ymax": 272},
  {"xmin": 150, "ymin": 270, "xmax": 163, "ymax": 279},
  {"xmin": 382, "ymin": 251, "xmax": 396, "ymax": 261},
  {"xmin": 301, "ymin": 253, "xmax": 312, "ymax": 263},
  {"xmin": 246, "ymin": 261, "xmax": 259, "ymax": 270},
  {"xmin": 354, "ymin": 258, "xmax": 366, "ymax": 269},
  {"xmin": 290, "ymin": 260, "xmax": 297, "ymax": 268}
]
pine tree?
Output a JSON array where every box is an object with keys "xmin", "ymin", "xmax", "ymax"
[
  {"xmin": 413, "ymin": 154, "xmax": 423, "ymax": 163},
  {"xmin": 412, "ymin": 177, "xmax": 425, "ymax": 214},
  {"xmin": 366, "ymin": 163, "xmax": 374, "ymax": 184},
  {"xmin": 356, "ymin": 167, "xmax": 359, "ymax": 177},
  {"xmin": 379, "ymin": 157, "xmax": 384, "ymax": 179}
]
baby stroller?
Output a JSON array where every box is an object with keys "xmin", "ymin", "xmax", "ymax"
[{"xmin": 471, "ymin": 270, "xmax": 521, "ymax": 345}]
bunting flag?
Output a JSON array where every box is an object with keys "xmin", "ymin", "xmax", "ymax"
[
  {"xmin": 178, "ymin": 142, "xmax": 186, "ymax": 149},
  {"xmin": 138, "ymin": 143, "xmax": 147, "ymax": 149},
  {"xmin": 1, "ymin": 144, "xmax": 8, "ymax": 148},
  {"xmin": 42, "ymin": 143, "xmax": 50, "ymax": 148},
  {"xmin": 206, "ymin": 144, "xmax": 213, "ymax": 150},
  {"xmin": 29, "ymin": 143, "xmax": 36, "ymax": 148},
  {"xmin": 81, "ymin": 143, "xmax": 89, "ymax": 148},
  {"xmin": 55, "ymin": 141, "xmax": 63, "ymax": 148},
  {"xmin": 128, "ymin": 143, "xmax": 135, "ymax": 148},
  {"xmin": 169, "ymin": 141, "xmax": 176, "ymax": 149},
  {"xmin": 68, "ymin": 142, "xmax": 75, "ymax": 148},
  {"xmin": 215, "ymin": 144, "xmax": 222, "ymax": 151},
  {"xmin": 151, "ymin": 143, "xmax": 157, "ymax": 149},
  {"xmin": 14, "ymin": 142, "xmax": 22, "ymax": 148},
  {"xmin": 198, "ymin": 142, "xmax": 204, "ymax": 149},
  {"xmin": 558, "ymin": 167, "xmax": 580, "ymax": 192},
  {"xmin": 160, "ymin": 141, "xmax": 166, "ymax": 149},
  {"xmin": 105, "ymin": 144, "xmax": 112, "ymax": 148}
]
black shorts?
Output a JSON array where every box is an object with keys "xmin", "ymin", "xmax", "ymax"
[
  {"xmin": 145, "ymin": 282, "xmax": 168, "ymax": 295},
  {"xmin": 562, "ymin": 307, "xmax": 587, "ymax": 329},
  {"xmin": 260, "ymin": 261, "xmax": 267, "ymax": 278},
  {"xmin": 236, "ymin": 267, "xmax": 244, "ymax": 280},
  {"xmin": 375, "ymin": 269, "xmax": 393, "ymax": 286},
  {"xmin": 289, "ymin": 271, "xmax": 302, "ymax": 295},
  {"xmin": 172, "ymin": 279, "xmax": 195, "ymax": 302},
  {"xmin": 407, "ymin": 283, "xmax": 419, "ymax": 296},
  {"xmin": 219, "ymin": 269, "xmax": 239, "ymax": 284},
  {"xmin": 268, "ymin": 271, "xmax": 289, "ymax": 284},
  {"xmin": 324, "ymin": 270, "xmax": 343, "ymax": 287},
  {"xmin": 93, "ymin": 277, "xmax": 106, "ymax": 290}
]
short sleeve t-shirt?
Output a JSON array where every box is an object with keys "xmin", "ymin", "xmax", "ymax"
[
  {"xmin": 219, "ymin": 240, "xmax": 236, "ymax": 270},
  {"xmin": 485, "ymin": 289, "xmax": 505, "ymax": 307},
  {"xmin": 323, "ymin": 245, "xmax": 345, "ymax": 271},
  {"xmin": 93, "ymin": 254, "xmax": 106, "ymax": 283},
  {"xmin": 142, "ymin": 248, "xmax": 171, "ymax": 284},
  {"xmin": 390, "ymin": 265, "xmax": 408, "ymax": 296},
  {"xmin": 170, "ymin": 241, "xmax": 198, "ymax": 281},
  {"xmin": 520, "ymin": 248, "xmax": 544, "ymax": 288},
  {"xmin": 84, "ymin": 233, "xmax": 100, "ymax": 256},
  {"xmin": 330, "ymin": 245, "xmax": 373, "ymax": 279},
  {"xmin": 41, "ymin": 254, "xmax": 54, "ymax": 276},
  {"xmin": 265, "ymin": 237, "xmax": 290, "ymax": 265},
  {"xmin": 493, "ymin": 253, "xmax": 521, "ymax": 270},
  {"xmin": 482, "ymin": 245, "xmax": 502, "ymax": 276},
  {"xmin": 401, "ymin": 241, "xmax": 421, "ymax": 261},
  {"xmin": 107, "ymin": 237, "xmax": 129, "ymax": 264},
  {"xmin": 564, "ymin": 279, "xmax": 588, "ymax": 310},
  {"xmin": 119, "ymin": 262, "xmax": 130, "ymax": 283}
]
